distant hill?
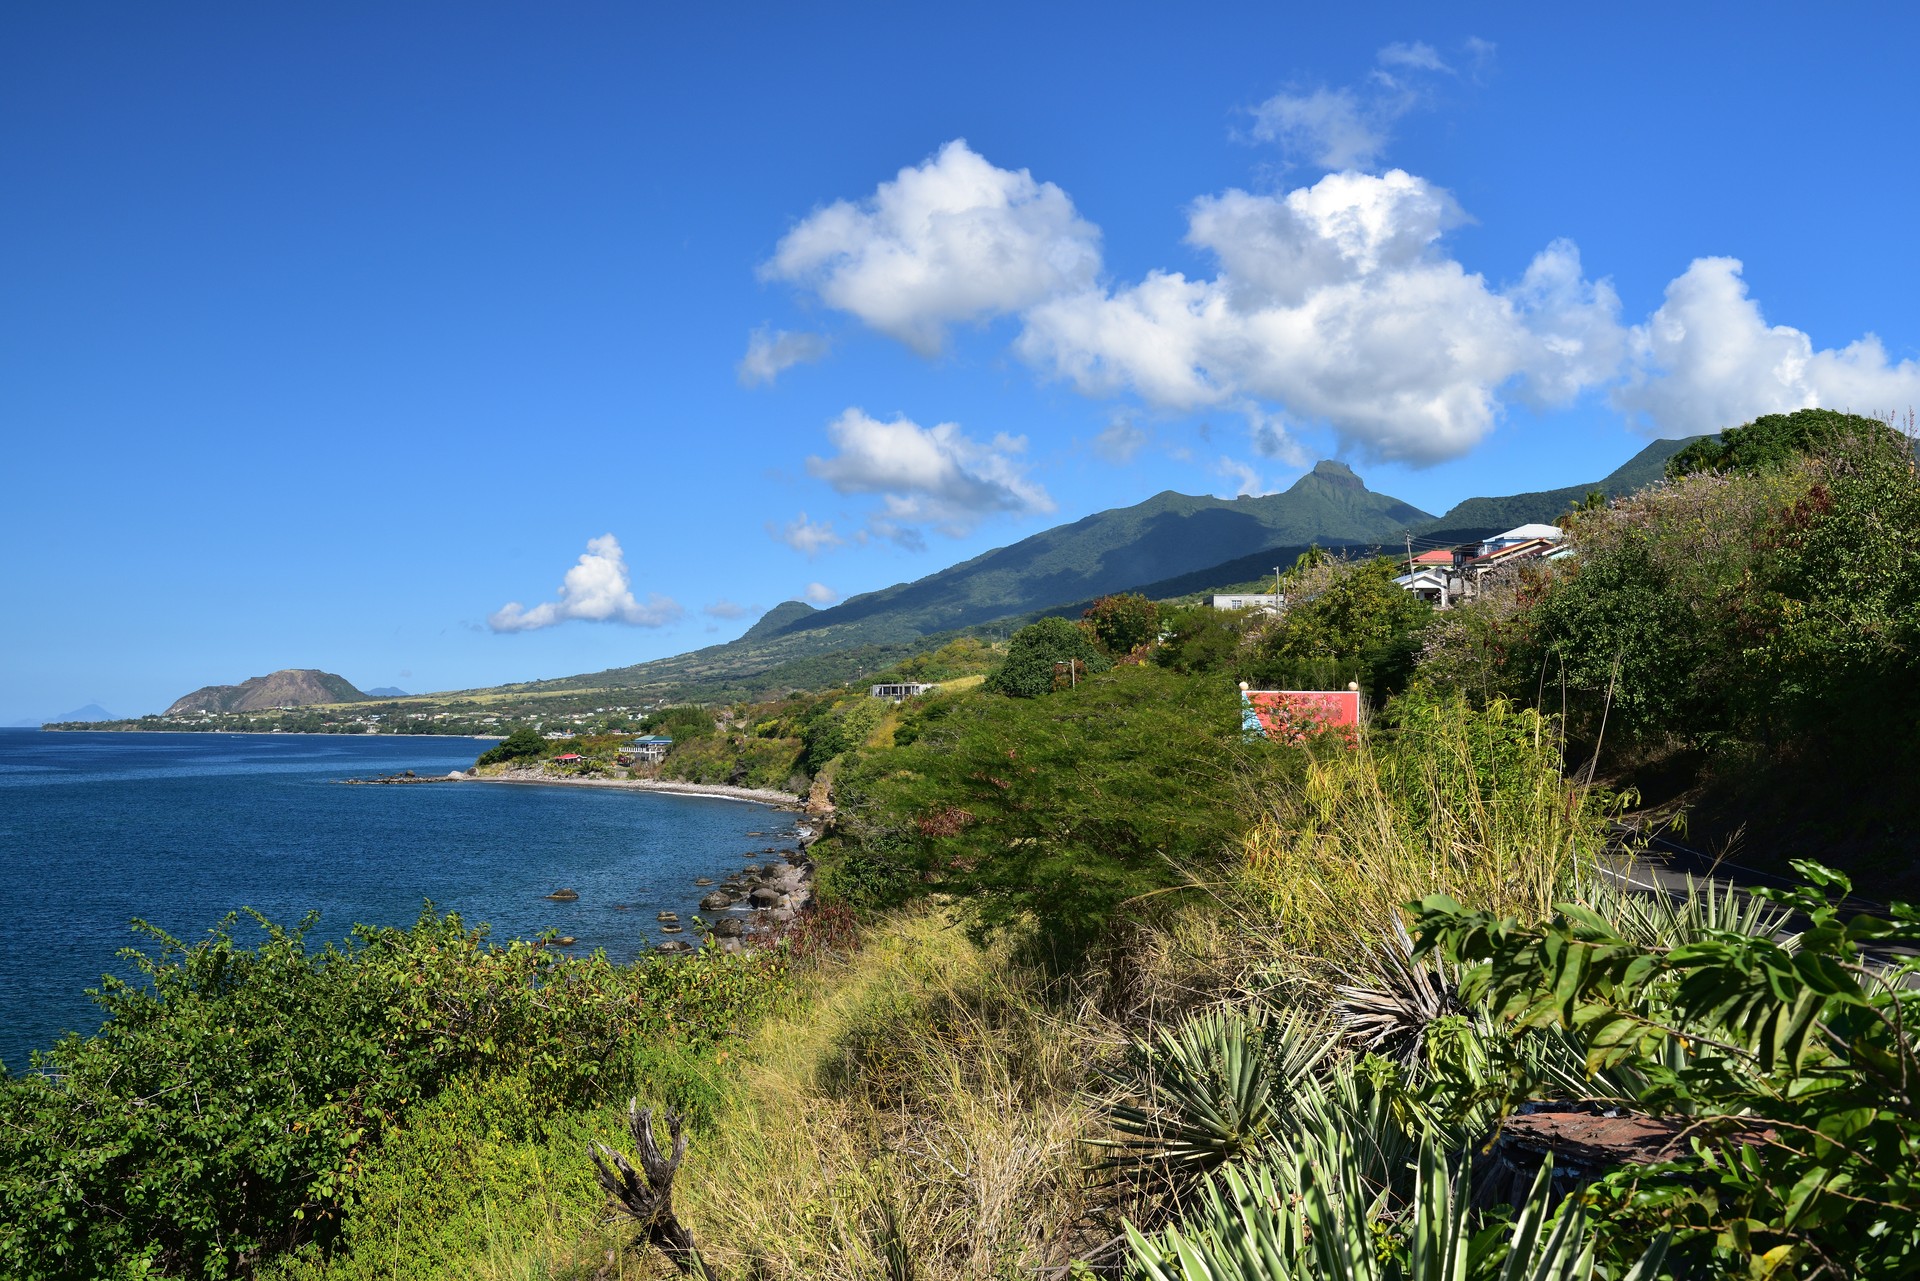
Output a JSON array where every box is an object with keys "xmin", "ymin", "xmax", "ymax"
[
  {"xmin": 7, "ymin": 703, "xmax": 118, "ymax": 728},
  {"xmin": 1411, "ymin": 437, "xmax": 1699, "ymax": 546},
  {"xmin": 535, "ymin": 461, "xmax": 1431, "ymax": 697},
  {"xmin": 165, "ymin": 670, "xmax": 367, "ymax": 715},
  {"xmin": 363, "ymin": 686, "xmax": 409, "ymax": 698}
]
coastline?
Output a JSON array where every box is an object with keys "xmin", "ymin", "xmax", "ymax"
[{"xmin": 461, "ymin": 770, "xmax": 802, "ymax": 809}]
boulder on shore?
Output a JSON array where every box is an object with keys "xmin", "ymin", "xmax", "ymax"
[{"xmin": 700, "ymin": 891, "xmax": 734, "ymax": 912}]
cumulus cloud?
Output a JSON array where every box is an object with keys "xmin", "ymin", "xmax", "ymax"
[
  {"xmin": 760, "ymin": 139, "xmax": 1101, "ymax": 354},
  {"xmin": 770, "ymin": 511, "xmax": 847, "ymax": 556},
  {"xmin": 1614, "ymin": 256, "xmax": 1920, "ymax": 436},
  {"xmin": 1017, "ymin": 169, "xmax": 1624, "ymax": 463},
  {"xmin": 1092, "ymin": 416, "xmax": 1149, "ymax": 463},
  {"xmin": 1215, "ymin": 456, "xmax": 1265, "ymax": 497},
  {"xmin": 703, "ymin": 599, "xmax": 752, "ymax": 619},
  {"xmin": 806, "ymin": 408, "xmax": 1055, "ymax": 538},
  {"xmin": 737, "ymin": 327, "xmax": 832, "ymax": 386},
  {"xmin": 1249, "ymin": 87, "xmax": 1391, "ymax": 171},
  {"xmin": 489, "ymin": 535, "xmax": 682, "ymax": 633},
  {"xmin": 803, "ymin": 582, "xmax": 839, "ymax": 605}
]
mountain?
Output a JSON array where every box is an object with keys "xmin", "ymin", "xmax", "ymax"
[
  {"xmin": 363, "ymin": 686, "xmax": 409, "ymax": 698},
  {"xmin": 1411, "ymin": 437, "xmax": 1700, "ymax": 546},
  {"xmin": 535, "ymin": 461, "xmax": 1431, "ymax": 696},
  {"xmin": 8, "ymin": 703, "xmax": 119, "ymax": 727},
  {"xmin": 165, "ymin": 670, "xmax": 367, "ymax": 715}
]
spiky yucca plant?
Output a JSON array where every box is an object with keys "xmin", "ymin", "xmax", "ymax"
[
  {"xmin": 1126, "ymin": 1128, "xmax": 1669, "ymax": 1281},
  {"xmin": 1100, "ymin": 1008, "xmax": 1333, "ymax": 1183}
]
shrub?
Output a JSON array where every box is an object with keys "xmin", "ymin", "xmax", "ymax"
[
  {"xmin": 984, "ymin": 617, "xmax": 1111, "ymax": 698},
  {"xmin": 0, "ymin": 910, "xmax": 785, "ymax": 1280}
]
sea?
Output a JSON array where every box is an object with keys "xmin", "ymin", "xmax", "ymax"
[{"xmin": 0, "ymin": 728, "xmax": 798, "ymax": 1071}]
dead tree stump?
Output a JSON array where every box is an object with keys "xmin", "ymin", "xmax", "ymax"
[{"xmin": 588, "ymin": 1100, "xmax": 710, "ymax": 1277}]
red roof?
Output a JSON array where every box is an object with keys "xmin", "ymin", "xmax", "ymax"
[
  {"xmin": 553, "ymin": 753, "xmax": 584, "ymax": 762},
  {"xmin": 1411, "ymin": 548, "xmax": 1455, "ymax": 565}
]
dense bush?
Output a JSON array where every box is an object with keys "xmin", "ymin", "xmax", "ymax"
[
  {"xmin": 1665, "ymin": 407, "xmax": 1904, "ymax": 478},
  {"xmin": 0, "ymin": 910, "xmax": 785, "ymax": 1280},
  {"xmin": 827, "ymin": 664, "xmax": 1292, "ymax": 956},
  {"xmin": 1081, "ymin": 593, "xmax": 1160, "ymax": 657},
  {"xmin": 983, "ymin": 617, "xmax": 1111, "ymax": 698},
  {"xmin": 474, "ymin": 724, "xmax": 544, "ymax": 767}
]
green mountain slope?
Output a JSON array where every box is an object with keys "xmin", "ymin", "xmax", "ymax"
[
  {"xmin": 1412, "ymin": 437, "xmax": 1700, "ymax": 544},
  {"xmin": 481, "ymin": 440, "xmax": 1699, "ymax": 706},
  {"xmin": 540, "ymin": 462, "xmax": 1430, "ymax": 696}
]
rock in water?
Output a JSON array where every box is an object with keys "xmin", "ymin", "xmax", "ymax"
[{"xmin": 546, "ymin": 888, "xmax": 580, "ymax": 901}]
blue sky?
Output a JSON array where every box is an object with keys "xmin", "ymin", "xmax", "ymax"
[{"xmin": 6, "ymin": 3, "xmax": 1919, "ymax": 720}]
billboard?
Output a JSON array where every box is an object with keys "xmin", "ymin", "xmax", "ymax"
[{"xmin": 1239, "ymin": 685, "xmax": 1362, "ymax": 745}]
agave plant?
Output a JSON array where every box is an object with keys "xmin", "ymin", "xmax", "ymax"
[
  {"xmin": 1335, "ymin": 919, "xmax": 1463, "ymax": 1069},
  {"xmin": 1579, "ymin": 869, "xmax": 1793, "ymax": 950},
  {"xmin": 1125, "ymin": 1123, "xmax": 1669, "ymax": 1281},
  {"xmin": 1099, "ymin": 1007, "xmax": 1334, "ymax": 1184}
]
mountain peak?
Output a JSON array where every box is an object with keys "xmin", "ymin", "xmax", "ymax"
[{"xmin": 1307, "ymin": 459, "xmax": 1363, "ymax": 486}]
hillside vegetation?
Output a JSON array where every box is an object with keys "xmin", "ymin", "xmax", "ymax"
[{"xmin": 8, "ymin": 413, "xmax": 1918, "ymax": 1280}]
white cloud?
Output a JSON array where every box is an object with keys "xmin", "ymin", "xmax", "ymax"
[
  {"xmin": 806, "ymin": 408, "xmax": 1055, "ymax": 537},
  {"xmin": 737, "ymin": 327, "xmax": 831, "ymax": 386},
  {"xmin": 1614, "ymin": 256, "xmax": 1920, "ymax": 437},
  {"xmin": 703, "ymin": 599, "xmax": 752, "ymax": 619},
  {"xmin": 803, "ymin": 582, "xmax": 839, "ymax": 606},
  {"xmin": 1092, "ymin": 416, "xmax": 1149, "ymax": 463},
  {"xmin": 760, "ymin": 139, "xmax": 1101, "ymax": 354},
  {"xmin": 770, "ymin": 511, "xmax": 847, "ymax": 556},
  {"xmin": 1215, "ymin": 456, "xmax": 1265, "ymax": 497},
  {"xmin": 1249, "ymin": 87, "xmax": 1390, "ymax": 171},
  {"xmin": 1377, "ymin": 41, "xmax": 1449, "ymax": 73},
  {"xmin": 1017, "ymin": 169, "xmax": 1624, "ymax": 464},
  {"xmin": 489, "ymin": 535, "xmax": 682, "ymax": 633}
]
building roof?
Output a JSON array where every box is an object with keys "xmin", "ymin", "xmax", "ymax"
[
  {"xmin": 1411, "ymin": 548, "xmax": 1456, "ymax": 565},
  {"xmin": 553, "ymin": 753, "xmax": 585, "ymax": 762},
  {"xmin": 629, "ymin": 735, "xmax": 674, "ymax": 745},
  {"xmin": 1491, "ymin": 522, "xmax": 1566, "ymax": 543}
]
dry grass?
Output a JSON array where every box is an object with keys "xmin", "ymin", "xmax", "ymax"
[
  {"xmin": 650, "ymin": 908, "xmax": 1121, "ymax": 1280},
  {"xmin": 1233, "ymin": 696, "xmax": 1606, "ymax": 983}
]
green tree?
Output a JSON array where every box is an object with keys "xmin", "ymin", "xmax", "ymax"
[
  {"xmin": 828, "ymin": 665, "xmax": 1290, "ymax": 958},
  {"xmin": 1251, "ymin": 557, "xmax": 1432, "ymax": 696},
  {"xmin": 983, "ymin": 617, "xmax": 1112, "ymax": 698},
  {"xmin": 476, "ymin": 724, "xmax": 545, "ymax": 767},
  {"xmin": 1665, "ymin": 407, "xmax": 1904, "ymax": 479},
  {"xmin": 1081, "ymin": 593, "xmax": 1160, "ymax": 657}
]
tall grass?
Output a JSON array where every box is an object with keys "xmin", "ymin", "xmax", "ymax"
[
  {"xmin": 1237, "ymin": 693, "xmax": 1609, "ymax": 978},
  {"xmin": 666, "ymin": 909, "xmax": 1117, "ymax": 1280}
]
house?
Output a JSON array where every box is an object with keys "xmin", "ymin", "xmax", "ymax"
[
  {"xmin": 1478, "ymin": 523, "xmax": 1565, "ymax": 556},
  {"xmin": 622, "ymin": 735, "xmax": 673, "ymax": 763},
  {"xmin": 552, "ymin": 753, "xmax": 585, "ymax": 764},
  {"xmin": 870, "ymin": 682, "xmax": 938, "ymax": 701},
  {"xmin": 1210, "ymin": 593, "xmax": 1285, "ymax": 613},
  {"xmin": 1393, "ymin": 566, "xmax": 1455, "ymax": 605}
]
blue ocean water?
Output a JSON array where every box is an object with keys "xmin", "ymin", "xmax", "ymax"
[{"xmin": 0, "ymin": 728, "xmax": 796, "ymax": 1070}]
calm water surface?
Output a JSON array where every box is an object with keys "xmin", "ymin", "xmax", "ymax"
[{"xmin": 0, "ymin": 728, "xmax": 796, "ymax": 1069}]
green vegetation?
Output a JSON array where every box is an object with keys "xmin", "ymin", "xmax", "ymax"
[
  {"xmin": 1663, "ymin": 407, "xmax": 1906, "ymax": 479},
  {"xmin": 19, "ymin": 418, "xmax": 1920, "ymax": 1280},
  {"xmin": 982, "ymin": 615, "xmax": 1112, "ymax": 697},
  {"xmin": 0, "ymin": 910, "xmax": 785, "ymax": 1280}
]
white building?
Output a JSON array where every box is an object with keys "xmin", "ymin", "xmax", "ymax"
[
  {"xmin": 1209, "ymin": 593, "xmax": 1285, "ymax": 613},
  {"xmin": 1478, "ymin": 523, "xmax": 1566, "ymax": 556},
  {"xmin": 870, "ymin": 682, "xmax": 939, "ymax": 701}
]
